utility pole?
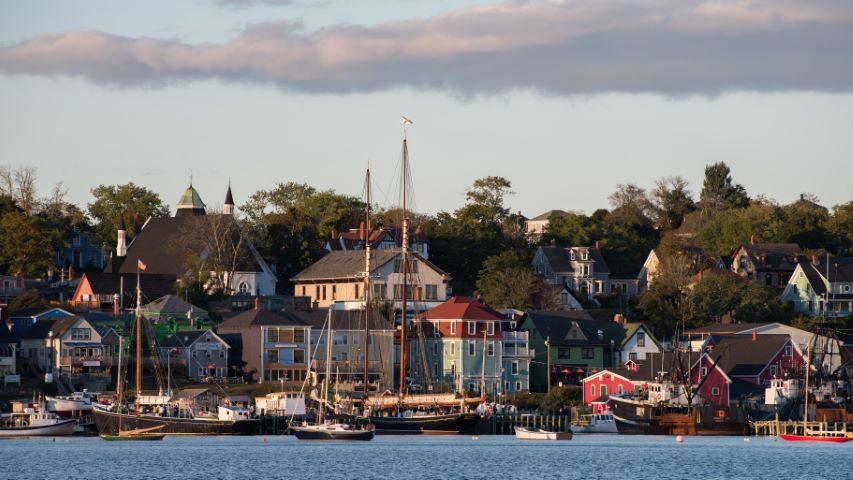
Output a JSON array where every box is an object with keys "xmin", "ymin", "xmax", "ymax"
[{"xmin": 545, "ymin": 336, "xmax": 551, "ymax": 394}]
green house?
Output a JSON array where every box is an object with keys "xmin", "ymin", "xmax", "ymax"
[{"xmin": 520, "ymin": 311, "xmax": 625, "ymax": 393}]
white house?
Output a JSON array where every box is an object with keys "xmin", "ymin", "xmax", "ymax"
[{"xmin": 618, "ymin": 322, "xmax": 662, "ymax": 363}]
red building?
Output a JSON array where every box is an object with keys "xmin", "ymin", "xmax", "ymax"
[{"xmin": 581, "ymin": 370, "xmax": 636, "ymax": 413}]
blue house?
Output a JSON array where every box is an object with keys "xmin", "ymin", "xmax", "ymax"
[{"xmin": 55, "ymin": 228, "xmax": 105, "ymax": 273}]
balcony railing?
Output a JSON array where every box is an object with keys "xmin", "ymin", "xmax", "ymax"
[{"xmin": 60, "ymin": 356, "xmax": 114, "ymax": 366}]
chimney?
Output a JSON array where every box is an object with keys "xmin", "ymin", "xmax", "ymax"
[
  {"xmin": 800, "ymin": 193, "xmax": 804, "ymax": 201},
  {"xmin": 751, "ymin": 331, "xmax": 757, "ymax": 342},
  {"xmin": 331, "ymin": 228, "xmax": 338, "ymax": 239},
  {"xmin": 595, "ymin": 240, "xmax": 601, "ymax": 249},
  {"xmin": 133, "ymin": 212, "xmax": 143, "ymax": 233},
  {"xmin": 750, "ymin": 234, "xmax": 755, "ymax": 245},
  {"xmin": 613, "ymin": 314, "xmax": 624, "ymax": 325},
  {"xmin": 67, "ymin": 264, "xmax": 74, "ymax": 281},
  {"xmin": 811, "ymin": 255, "xmax": 818, "ymax": 265},
  {"xmin": 254, "ymin": 297, "xmax": 261, "ymax": 310}
]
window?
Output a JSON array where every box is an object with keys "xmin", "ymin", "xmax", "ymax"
[
  {"xmin": 433, "ymin": 363, "xmax": 439, "ymax": 377},
  {"xmin": 505, "ymin": 381, "xmax": 510, "ymax": 392},
  {"xmin": 219, "ymin": 349, "xmax": 224, "ymax": 359},
  {"xmin": 628, "ymin": 352, "xmax": 637, "ymax": 361},
  {"xmin": 711, "ymin": 387, "xmax": 720, "ymax": 396},
  {"xmin": 332, "ymin": 285, "xmax": 337, "ymax": 300},
  {"xmin": 333, "ymin": 334, "xmax": 348, "ymax": 346},
  {"xmin": 322, "ymin": 285, "xmax": 327, "ymax": 300},
  {"xmin": 637, "ymin": 332, "xmax": 645, "ymax": 347},
  {"xmin": 784, "ymin": 345, "xmax": 792, "ymax": 357},
  {"xmin": 557, "ymin": 347, "xmax": 571, "ymax": 360},
  {"xmin": 433, "ymin": 342, "xmax": 439, "ymax": 355},
  {"xmin": 293, "ymin": 350, "xmax": 305, "ymax": 364},
  {"xmin": 70, "ymin": 328, "xmax": 92, "ymax": 341},
  {"xmin": 238, "ymin": 281, "xmax": 250, "ymax": 294},
  {"xmin": 266, "ymin": 329, "xmax": 279, "ymax": 343},
  {"xmin": 487, "ymin": 342, "xmax": 495, "ymax": 357},
  {"xmin": 590, "ymin": 385, "xmax": 596, "ymax": 397},
  {"xmin": 265, "ymin": 349, "xmax": 279, "ymax": 364},
  {"xmin": 373, "ymin": 284, "xmax": 387, "ymax": 299},
  {"xmin": 426, "ymin": 285, "xmax": 438, "ymax": 300},
  {"xmin": 600, "ymin": 385, "xmax": 607, "ymax": 397},
  {"xmin": 511, "ymin": 361, "xmax": 519, "ymax": 375},
  {"xmin": 450, "ymin": 321, "xmax": 457, "ymax": 334},
  {"xmin": 468, "ymin": 321, "xmax": 476, "ymax": 335},
  {"xmin": 765, "ymin": 273, "xmax": 772, "ymax": 286},
  {"xmin": 450, "ymin": 361, "xmax": 456, "ymax": 376},
  {"xmin": 617, "ymin": 384, "xmax": 624, "ymax": 394},
  {"xmin": 315, "ymin": 286, "xmax": 320, "ymax": 299},
  {"xmin": 487, "ymin": 322, "xmax": 495, "ymax": 335},
  {"xmin": 468, "ymin": 342, "xmax": 475, "ymax": 356},
  {"xmin": 301, "ymin": 286, "xmax": 306, "ymax": 296},
  {"xmin": 294, "ymin": 329, "xmax": 305, "ymax": 343},
  {"xmin": 355, "ymin": 284, "xmax": 360, "ymax": 299},
  {"xmin": 433, "ymin": 321, "xmax": 440, "ymax": 336},
  {"xmin": 560, "ymin": 293, "xmax": 568, "ymax": 305},
  {"xmin": 581, "ymin": 348, "xmax": 594, "ymax": 359},
  {"xmin": 515, "ymin": 381, "xmax": 522, "ymax": 391},
  {"xmin": 198, "ymin": 367, "xmax": 205, "ymax": 377},
  {"xmin": 769, "ymin": 365, "xmax": 777, "ymax": 377},
  {"xmin": 353, "ymin": 335, "xmax": 359, "ymax": 346},
  {"xmin": 339, "ymin": 351, "xmax": 347, "ymax": 361}
]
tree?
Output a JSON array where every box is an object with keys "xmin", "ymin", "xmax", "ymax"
[
  {"xmin": 699, "ymin": 162, "xmax": 749, "ymax": 214},
  {"xmin": 779, "ymin": 194, "xmax": 829, "ymax": 250},
  {"xmin": 607, "ymin": 184, "xmax": 652, "ymax": 226},
  {"xmin": 9, "ymin": 290, "xmax": 48, "ymax": 312},
  {"xmin": 475, "ymin": 251, "xmax": 535, "ymax": 309},
  {"xmin": 685, "ymin": 274, "xmax": 792, "ymax": 325},
  {"xmin": 463, "ymin": 176, "xmax": 513, "ymax": 224},
  {"xmin": 0, "ymin": 212, "xmax": 54, "ymax": 277},
  {"xmin": 698, "ymin": 200, "xmax": 785, "ymax": 256},
  {"xmin": 88, "ymin": 183, "xmax": 170, "ymax": 248},
  {"xmin": 540, "ymin": 386, "xmax": 580, "ymax": 413},
  {"xmin": 542, "ymin": 213, "xmax": 590, "ymax": 246},
  {"xmin": 826, "ymin": 201, "xmax": 853, "ymax": 255},
  {"xmin": 0, "ymin": 165, "xmax": 37, "ymax": 214},
  {"xmin": 650, "ymin": 176, "xmax": 695, "ymax": 230}
]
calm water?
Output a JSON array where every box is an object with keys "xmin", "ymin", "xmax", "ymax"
[{"xmin": 2, "ymin": 435, "xmax": 851, "ymax": 480}]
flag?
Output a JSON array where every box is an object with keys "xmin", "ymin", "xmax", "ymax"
[{"xmin": 137, "ymin": 259, "xmax": 147, "ymax": 271}]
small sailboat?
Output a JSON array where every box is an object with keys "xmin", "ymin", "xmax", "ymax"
[
  {"xmin": 514, "ymin": 426, "xmax": 572, "ymax": 441},
  {"xmin": 780, "ymin": 341, "xmax": 850, "ymax": 443},
  {"xmin": 291, "ymin": 310, "xmax": 375, "ymax": 441}
]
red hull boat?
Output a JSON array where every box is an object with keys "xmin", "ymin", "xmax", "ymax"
[{"xmin": 779, "ymin": 434, "xmax": 851, "ymax": 443}]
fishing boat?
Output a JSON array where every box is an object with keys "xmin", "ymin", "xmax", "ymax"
[
  {"xmin": 0, "ymin": 396, "xmax": 77, "ymax": 437},
  {"xmin": 780, "ymin": 342, "xmax": 851, "ymax": 443},
  {"xmin": 46, "ymin": 390, "xmax": 98, "ymax": 415},
  {"xmin": 364, "ymin": 119, "xmax": 480, "ymax": 434},
  {"xmin": 291, "ymin": 310, "xmax": 375, "ymax": 441},
  {"xmin": 571, "ymin": 411, "xmax": 618, "ymax": 434},
  {"xmin": 514, "ymin": 426, "xmax": 572, "ymax": 441}
]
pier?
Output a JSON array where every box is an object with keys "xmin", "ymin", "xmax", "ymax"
[
  {"xmin": 751, "ymin": 420, "xmax": 852, "ymax": 437},
  {"xmin": 476, "ymin": 414, "xmax": 573, "ymax": 434}
]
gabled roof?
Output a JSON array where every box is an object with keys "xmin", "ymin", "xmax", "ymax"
[
  {"xmin": 798, "ymin": 257, "xmax": 853, "ymax": 295},
  {"xmin": 10, "ymin": 307, "xmax": 73, "ymax": 320},
  {"xmin": 685, "ymin": 323, "xmax": 774, "ymax": 335},
  {"xmin": 142, "ymin": 295, "xmax": 209, "ymax": 318},
  {"xmin": 536, "ymin": 245, "xmax": 611, "ymax": 275},
  {"xmin": 529, "ymin": 210, "xmax": 570, "ymax": 222},
  {"xmin": 20, "ymin": 316, "xmax": 80, "ymax": 340},
  {"xmin": 700, "ymin": 334, "xmax": 792, "ymax": 378},
  {"xmin": 292, "ymin": 308, "xmax": 394, "ymax": 331},
  {"xmin": 620, "ymin": 322, "xmax": 661, "ymax": 349},
  {"xmin": 217, "ymin": 308, "xmax": 307, "ymax": 328},
  {"xmin": 419, "ymin": 297, "xmax": 505, "ymax": 321},
  {"xmin": 327, "ymin": 226, "xmax": 427, "ymax": 252},
  {"xmin": 733, "ymin": 243, "xmax": 803, "ymax": 272},
  {"xmin": 77, "ymin": 272, "xmax": 177, "ymax": 302},
  {"xmin": 523, "ymin": 311, "xmax": 622, "ymax": 346},
  {"xmin": 162, "ymin": 330, "xmax": 228, "ymax": 349},
  {"xmin": 689, "ymin": 268, "xmax": 739, "ymax": 285},
  {"xmin": 292, "ymin": 250, "xmax": 444, "ymax": 282}
]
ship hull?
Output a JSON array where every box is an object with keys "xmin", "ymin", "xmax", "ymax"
[
  {"xmin": 610, "ymin": 397, "xmax": 748, "ymax": 436},
  {"xmin": 368, "ymin": 413, "xmax": 479, "ymax": 434},
  {"xmin": 93, "ymin": 407, "xmax": 258, "ymax": 436},
  {"xmin": 0, "ymin": 419, "xmax": 77, "ymax": 437},
  {"xmin": 291, "ymin": 426, "xmax": 375, "ymax": 441}
]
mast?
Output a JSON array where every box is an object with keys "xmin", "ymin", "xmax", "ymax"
[
  {"xmin": 321, "ymin": 309, "xmax": 333, "ymax": 424},
  {"xmin": 135, "ymin": 267, "xmax": 142, "ymax": 397},
  {"xmin": 399, "ymin": 121, "xmax": 410, "ymax": 396},
  {"xmin": 481, "ymin": 329, "xmax": 487, "ymax": 397},
  {"xmin": 363, "ymin": 167, "xmax": 371, "ymax": 395},
  {"xmin": 803, "ymin": 340, "xmax": 811, "ymax": 433},
  {"xmin": 117, "ymin": 335, "xmax": 123, "ymax": 432}
]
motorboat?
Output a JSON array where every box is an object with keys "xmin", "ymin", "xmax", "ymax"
[
  {"xmin": 46, "ymin": 390, "xmax": 98, "ymax": 414},
  {"xmin": 571, "ymin": 412, "xmax": 618, "ymax": 434},
  {"xmin": 1, "ymin": 398, "xmax": 77, "ymax": 437},
  {"xmin": 514, "ymin": 426, "xmax": 572, "ymax": 440},
  {"xmin": 291, "ymin": 421, "xmax": 375, "ymax": 441}
]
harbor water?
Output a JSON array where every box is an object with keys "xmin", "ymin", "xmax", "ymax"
[{"xmin": 2, "ymin": 435, "xmax": 851, "ymax": 480}]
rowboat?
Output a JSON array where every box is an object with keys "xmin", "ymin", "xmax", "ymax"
[
  {"xmin": 99, "ymin": 424, "xmax": 166, "ymax": 441},
  {"xmin": 514, "ymin": 426, "xmax": 572, "ymax": 440}
]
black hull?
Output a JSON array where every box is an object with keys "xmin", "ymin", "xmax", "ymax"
[
  {"xmin": 368, "ymin": 413, "xmax": 479, "ymax": 434},
  {"xmin": 292, "ymin": 428, "xmax": 375, "ymax": 441},
  {"xmin": 93, "ymin": 408, "xmax": 258, "ymax": 436},
  {"xmin": 609, "ymin": 397, "xmax": 748, "ymax": 436}
]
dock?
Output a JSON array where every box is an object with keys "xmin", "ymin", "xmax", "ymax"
[
  {"xmin": 751, "ymin": 420, "xmax": 852, "ymax": 437},
  {"xmin": 476, "ymin": 414, "xmax": 573, "ymax": 434}
]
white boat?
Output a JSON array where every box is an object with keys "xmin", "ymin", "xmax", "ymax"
[
  {"xmin": 46, "ymin": 390, "xmax": 97, "ymax": 414},
  {"xmin": 1, "ymin": 400, "xmax": 77, "ymax": 437},
  {"xmin": 514, "ymin": 426, "xmax": 572, "ymax": 440},
  {"xmin": 571, "ymin": 412, "xmax": 618, "ymax": 434}
]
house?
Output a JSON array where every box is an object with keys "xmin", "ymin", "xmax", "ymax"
[
  {"xmin": 142, "ymin": 295, "xmax": 211, "ymax": 328},
  {"xmin": 18, "ymin": 315, "xmax": 113, "ymax": 378},
  {"xmin": 412, "ymin": 297, "xmax": 516, "ymax": 395},
  {"xmin": 686, "ymin": 268, "xmax": 740, "ymax": 289},
  {"xmin": 105, "ymin": 184, "xmax": 277, "ymax": 296},
  {"xmin": 781, "ymin": 255, "xmax": 853, "ymax": 318},
  {"xmin": 519, "ymin": 310, "xmax": 624, "ymax": 392},
  {"xmin": 55, "ymin": 227, "xmax": 106, "ymax": 272},
  {"xmin": 215, "ymin": 304, "xmax": 312, "ymax": 384},
  {"xmin": 71, "ymin": 272, "xmax": 176, "ymax": 312},
  {"xmin": 730, "ymin": 241, "xmax": 803, "ymax": 291},
  {"xmin": 302, "ymin": 308, "xmax": 396, "ymax": 393},
  {"xmin": 580, "ymin": 369, "xmax": 638, "ymax": 413},
  {"xmin": 0, "ymin": 274, "xmax": 25, "ymax": 315},
  {"xmin": 9, "ymin": 307, "xmax": 74, "ymax": 339},
  {"xmin": 686, "ymin": 322, "xmax": 842, "ymax": 373},
  {"xmin": 532, "ymin": 241, "xmax": 636, "ymax": 303},
  {"xmin": 325, "ymin": 224, "xmax": 430, "ymax": 260},
  {"xmin": 618, "ymin": 321, "xmax": 662, "ymax": 363},
  {"xmin": 161, "ymin": 330, "xmax": 230, "ymax": 381},
  {"xmin": 525, "ymin": 210, "xmax": 571, "ymax": 236},
  {"xmin": 502, "ymin": 330, "xmax": 532, "ymax": 393},
  {"xmin": 291, "ymin": 250, "xmax": 450, "ymax": 309},
  {"xmin": 0, "ymin": 322, "xmax": 16, "ymax": 376},
  {"xmin": 637, "ymin": 250, "xmax": 660, "ymax": 291}
]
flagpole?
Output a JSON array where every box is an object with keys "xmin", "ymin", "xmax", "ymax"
[{"xmin": 135, "ymin": 262, "xmax": 142, "ymax": 398}]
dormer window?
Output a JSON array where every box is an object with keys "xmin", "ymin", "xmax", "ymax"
[
  {"xmin": 582, "ymin": 250, "xmax": 589, "ymax": 260},
  {"xmin": 570, "ymin": 250, "xmax": 576, "ymax": 261}
]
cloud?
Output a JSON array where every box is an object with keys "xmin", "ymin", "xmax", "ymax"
[{"xmin": 1, "ymin": 0, "xmax": 852, "ymax": 96}]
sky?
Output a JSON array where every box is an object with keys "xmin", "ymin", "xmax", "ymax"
[{"xmin": 1, "ymin": 0, "xmax": 852, "ymax": 217}]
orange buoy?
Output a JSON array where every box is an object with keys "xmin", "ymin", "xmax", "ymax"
[{"xmin": 676, "ymin": 435, "xmax": 684, "ymax": 443}]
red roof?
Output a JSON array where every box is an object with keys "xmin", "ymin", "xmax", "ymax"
[{"xmin": 419, "ymin": 297, "xmax": 505, "ymax": 321}]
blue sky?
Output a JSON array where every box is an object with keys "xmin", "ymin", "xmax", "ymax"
[{"xmin": 1, "ymin": 0, "xmax": 851, "ymax": 216}]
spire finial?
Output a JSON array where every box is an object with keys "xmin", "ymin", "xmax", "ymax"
[{"xmin": 190, "ymin": 170, "xmax": 193, "ymax": 188}]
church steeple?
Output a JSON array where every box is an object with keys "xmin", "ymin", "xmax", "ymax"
[
  {"xmin": 116, "ymin": 213, "xmax": 127, "ymax": 257},
  {"xmin": 176, "ymin": 184, "xmax": 206, "ymax": 217},
  {"xmin": 224, "ymin": 182, "xmax": 234, "ymax": 215}
]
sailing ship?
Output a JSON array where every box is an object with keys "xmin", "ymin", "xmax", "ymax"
[
  {"xmin": 609, "ymin": 342, "xmax": 748, "ymax": 436},
  {"xmin": 780, "ymin": 341, "xmax": 850, "ymax": 443},
  {"xmin": 291, "ymin": 310, "xmax": 375, "ymax": 440},
  {"xmin": 93, "ymin": 268, "xmax": 257, "ymax": 437},
  {"xmin": 364, "ymin": 117, "xmax": 480, "ymax": 434}
]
